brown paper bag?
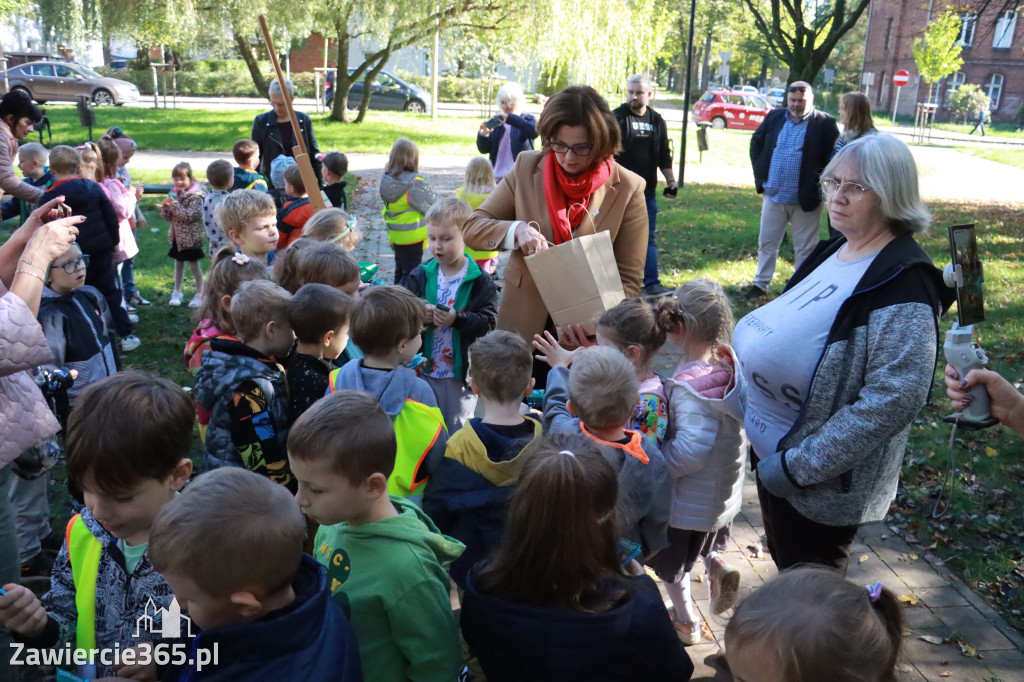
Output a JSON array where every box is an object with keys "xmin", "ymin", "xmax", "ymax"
[{"xmin": 525, "ymin": 231, "xmax": 625, "ymax": 334}]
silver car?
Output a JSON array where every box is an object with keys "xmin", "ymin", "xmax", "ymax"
[{"xmin": 2, "ymin": 61, "xmax": 140, "ymax": 105}]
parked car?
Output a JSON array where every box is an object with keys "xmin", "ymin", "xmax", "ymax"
[
  {"xmin": 2, "ymin": 60, "xmax": 140, "ymax": 105},
  {"xmin": 324, "ymin": 69, "xmax": 431, "ymax": 114},
  {"xmin": 765, "ymin": 87, "xmax": 787, "ymax": 108},
  {"xmin": 732, "ymin": 85, "xmax": 760, "ymax": 95},
  {"xmin": 692, "ymin": 90, "xmax": 772, "ymax": 130}
]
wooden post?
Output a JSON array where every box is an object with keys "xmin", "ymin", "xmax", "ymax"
[{"xmin": 258, "ymin": 15, "xmax": 326, "ymax": 211}]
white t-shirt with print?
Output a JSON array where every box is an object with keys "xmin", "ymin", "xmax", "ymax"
[{"xmin": 428, "ymin": 260, "xmax": 469, "ymax": 379}]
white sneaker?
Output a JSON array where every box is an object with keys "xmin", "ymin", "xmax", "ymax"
[
  {"xmin": 707, "ymin": 554, "xmax": 741, "ymax": 615},
  {"xmin": 168, "ymin": 291, "xmax": 183, "ymax": 306},
  {"xmin": 121, "ymin": 334, "xmax": 141, "ymax": 352},
  {"xmin": 127, "ymin": 313, "xmax": 139, "ymax": 324},
  {"xmin": 673, "ymin": 617, "xmax": 702, "ymax": 646},
  {"xmin": 188, "ymin": 293, "xmax": 203, "ymax": 309}
]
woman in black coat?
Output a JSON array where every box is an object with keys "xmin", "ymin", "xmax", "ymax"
[{"xmin": 251, "ymin": 78, "xmax": 321, "ymax": 189}]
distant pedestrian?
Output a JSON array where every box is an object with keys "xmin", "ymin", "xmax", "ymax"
[{"xmin": 970, "ymin": 103, "xmax": 989, "ymax": 136}]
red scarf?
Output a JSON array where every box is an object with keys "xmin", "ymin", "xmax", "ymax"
[{"xmin": 543, "ymin": 152, "xmax": 613, "ymax": 245}]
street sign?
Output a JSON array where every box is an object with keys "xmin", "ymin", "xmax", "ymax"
[
  {"xmin": 893, "ymin": 70, "xmax": 910, "ymax": 87},
  {"xmin": 824, "ymin": 69, "xmax": 835, "ymax": 84}
]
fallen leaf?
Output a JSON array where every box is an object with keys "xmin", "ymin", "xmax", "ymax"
[
  {"xmin": 939, "ymin": 672, "xmax": 952, "ymax": 677},
  {"xmin": 957, "ymin": 640, "xmax": 978, "ymax": 658},
  {"xmin": 984, "ymin": 446, "xmax": 998, "ymax": 457},
  {"xmin": 919, "ymin": 634, "xmax": 944, "ymax": 644},
  {"xmin": 859, "ymin": 554, "xmax": 869, "ymax": 563},
  {"xmin": 901, "ymin": 594, "xmax": 920, "ymax": 605},
  {"xmin": 909, "ymin": 552, "xmax": 919, "ymax": 561}
]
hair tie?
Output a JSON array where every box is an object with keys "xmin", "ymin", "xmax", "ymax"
[
  {"xmin": 653, "ymin": 306, "xmax": 660, "ymax": 313},
  {"xmin": 558, "ymin": 449, "xmax": 575, "ymax": 457},
  {"xmin": 232, "ymin": 251, "xmax": 250, "ymax": 266},
  {"xmin": 865, "ymin": 581, "xmax": 883, "ymax": 602},
  {"xmin": 329, "ymin": 226, "xmax": 352, "ymax": 243},
  {"xmin": 76, "ymin": 144, "xmax": 90, "ymax": 150}
]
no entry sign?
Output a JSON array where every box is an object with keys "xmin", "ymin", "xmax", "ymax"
[{"xmin": 893, "ymin": 70, "xmax": 910, "ymax": 87}]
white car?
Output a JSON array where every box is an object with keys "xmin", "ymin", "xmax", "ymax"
[
  {"xmin": 732, "ymin": 85, "xmax": 760, "ymax": 95},
  {"xmin": 765, "ymin": 87, "xmax": 787, "ymax": 107}
]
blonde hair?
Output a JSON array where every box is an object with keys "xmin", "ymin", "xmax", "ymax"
[
  {"xmin": 839, "ymin": 91, "xmax": 876, "ymax": 142},
  {"xmin": 97, "ymin": 140, "xmax": 121, "ymax": 180},
  {"xmin": 425, "ymin": 197, "xmax": 471, "ymax": 229},
  {"xmin": 18, "ymin": 142, "xmax": 47, "ymax": 165},
  {"xmin": 149, "ymin": 468, "xmax": 305, "ymax": 598},
  {"xmin": 384, "ymin": 138, "xmax": 419, "ymax": 178},
  {"xmin": 568, "ymin": 346, "xmax": 639, "ymax": 429},
  {"xmin": 216, "ymin": 189, "xmax": 277, "ymax": 240},
  {"xmin": 303, "ymin": 208, "xmax": 361, "ymax": 251},
  {"xmin": 464, "ymin": 156, "xmax": 496, "ymax": 195},
  {"xmin": 79, "ymin": 143, "xmax": 104, "ymax": 183},
  {"xmin": 48, "ymin": 145, "xmax": 81, "ymax": 176},
  {"xmin": 229, "ymin": 280, "xmax": 292, "ymax": 342},
  {"xmin": 274, "ymin": 238, "xmax": 360, "ymax": 293},
  {"xmin": 657, "ymin": 279, "xmax": 734, "ymax": 356}
]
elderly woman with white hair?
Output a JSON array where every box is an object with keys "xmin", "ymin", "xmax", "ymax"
[
  {"xmin": 251, "ymin": 77, "xmax": 321, "ymax": 188},
  {"xmin": 476, "ymin": 82, "xmax": 538, "ymax": 180},
  {"xmin": 732, "ymin": 134, "xmax": 954, "ymax": 575}
]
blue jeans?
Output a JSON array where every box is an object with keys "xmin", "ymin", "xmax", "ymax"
[
  {"xmin": 0, "ymin": 467, "xmax": 20, "ymax": 682},
  {"xmin": 120, "ymin": 257, "xmax": 137, "ymax": 299},
  {"xmin": 643, "ymin": 195, "xmax": 660, "ymax": 288}
]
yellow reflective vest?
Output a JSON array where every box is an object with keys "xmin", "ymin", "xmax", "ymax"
[{"xmin": 382, "ymin": 178, "xmax": 428, "ymax": 246}]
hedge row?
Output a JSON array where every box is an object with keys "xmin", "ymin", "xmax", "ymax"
[{"xmin": 98, "ymin": 65, "xmax": 321, "ymax": 99}]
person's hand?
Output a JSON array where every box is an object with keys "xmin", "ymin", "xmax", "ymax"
[
  {"xmin": 945, "ymin": 364, "xmax": 1024, "ymax": 437},
  {"xmin": 22, "ymin": 214, "xmax": 85, "ymax": 265},
  {"xmin": 558, "ymin": 324, "xmax": 595, "ymax": 349},
  {"xmin": 515, "ymin": 223, "xmax": 549, "ymax": 257},
  {"xmin": 433, "ymin": 305, "xmax": 457, "ymax": 328},
  {"xmin": 22, "ymin": 195, "xmax": 69, "ymax": 233},
  {"xmin": 134, "ymin": 185, "xmax": 144, "ymax": 200},
  {"xmin": 110, "ymin": 643, "xmax": 157, "ymax": 681},
  {"xmin": 533, "ymin": 331, "xmax": 578, "ymax": 369},
  {"xmin": 0, "ymin": 584, "xmax": 48, "ymax": 638},
  {"xmin": 422, "ymin": 303, "xmax": 435, "ymax": 324},
  {"xmin": 478, "ymin": 124, "xmax": 493, "ymax": 137}
]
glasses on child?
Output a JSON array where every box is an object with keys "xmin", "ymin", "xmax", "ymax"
[
  {"xmin": 57, "ymin": 255, "xmax": 90, "ymax": 274},
  {"xmin": 820, "ymin": 178, "xmax": 872, "ymax": 202},
  {"xmin": 549, "ymin": 142, "xmax": 594, "ymax": 157}
]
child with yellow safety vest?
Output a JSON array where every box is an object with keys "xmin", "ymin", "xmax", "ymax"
[
  {"xmin": 325, "ymin": 286, "xmax": 447, "ymax": 506},
  {"xmin": 0, "ymin": 372, "xmax": 193, "ymax": 680},
  {"xmin": 457, "ymin": 156, "xmax": 499, "ymax": 275},
  {"xmin": 380, "ymin": 138, "xmax": 436, "ymax": 284}
]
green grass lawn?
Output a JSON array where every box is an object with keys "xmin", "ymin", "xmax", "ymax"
[
  {"xmin": 954, "ymin": 146, "xmax": 1024, "ymax": 170},
  {"xmin": 39, "ymin": 106, "xmax": 482, "ymax": 155}
]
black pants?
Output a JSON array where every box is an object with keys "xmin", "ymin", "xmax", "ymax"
[
  {"xmin": 756, "ymin": 472, "xmax": 858, "ymax": 576},
  {"xmin": 85, "ymin": 250, "xmax": 133, "ymax": 338},
  {"xmin": 392, "ymin": 242, "xmax": 424, "ymax": 284}
]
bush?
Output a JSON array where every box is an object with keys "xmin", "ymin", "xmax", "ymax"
[
  {"xmin": 947, "ymin": 84, "xmax": 990, "ymax": 124},
  {"xmin": 1016, "ymin": 100, "xmax": 1024, "ymax": 129},
  {"xmin": 98, "ymin": 62, "xmax": 318, "ymax": 98}
]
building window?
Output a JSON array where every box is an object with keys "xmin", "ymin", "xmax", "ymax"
[
  {"xmin": 945, "ymin": 71, "xmax": 966, "ymax": 106},
  {"xmin": 984, "ymin": 73, "xmax": 1004, "ymax": 109},
  {"xmin": 994, "ymin": 11, "xmax": 1017, "ymax": 49},
  {"xmin": 959, "ymin": 12, "xmax": 977, "ymax": 46},
  {"xmin": 885, "ymin": 18, "xmax": 894, "ymax": 51},
  {"xmin": 878, "ymin": 71, "xmax": 886, "ymax": 104}
]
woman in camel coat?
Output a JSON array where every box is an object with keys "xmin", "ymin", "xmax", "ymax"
[{"xmin": 463, "ymin": 86, "xmax": 648, "ymax": 342}]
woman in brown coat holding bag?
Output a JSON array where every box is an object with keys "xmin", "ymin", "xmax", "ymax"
[{"xmin": 463, "ymin": 85, "xmax": 648, "ymax": 343}]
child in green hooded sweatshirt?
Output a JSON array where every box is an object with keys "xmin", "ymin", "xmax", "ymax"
[{"xmin": 288, "ymin": 389, "xmax": 466, "ymax": 682}]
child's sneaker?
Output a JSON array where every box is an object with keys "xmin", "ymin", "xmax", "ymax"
[
  {"xmin": 706, "ymin": 553, "xmax": 740, "ymax": 614},
  {"xmin": 671, "ymin": 615, "xmax": 702, "ymax": 646},
  {"xmin": 129, "ymin": 292, "xmax": 151, "ymax": 306},
  {"xmin": 188, "ymin": 293, "xmax": 202, "ymax": 309},
  {"xmin": 169, "ymin": 291, "xmax": 183, "ymax": 306},
  {"xmin": 121, "ymin": 334, "xmax": 142, "ymax": 352},
  {"xmin": 126, "ymin": 302, "xmax": 138, "ymax": 313},
  {"xmin": 127, "ymin": 313, "xmax": 140, "ymax": 324}
]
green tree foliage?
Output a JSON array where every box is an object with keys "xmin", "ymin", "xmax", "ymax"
[
  {"xmin": 740, "ymin": 0, "xmax": 872, "ymax": 84},
  {"xmin": 947, "ymin": 83, "xmax": 989, "ymax": 124},
  {"xmin": 913, "ymin": 10, "xmax": 964, "ymax": 103}
]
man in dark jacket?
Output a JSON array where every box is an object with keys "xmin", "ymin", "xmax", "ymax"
[
  {"xmin": 614, "ymin": 75, "xmax": 677, "ymax": 298},
  {"xmin": 251, "ymin": 78, "xmax": 321, "ymax": 189},
  {"xmin": 748, "ymin": 82, "xmax": 838, "ymax": 299}
]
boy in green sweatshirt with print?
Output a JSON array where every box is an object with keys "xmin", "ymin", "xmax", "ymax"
[{"xmin": 288, "ymin": 389, "xmax": 465, "ymax": 682}]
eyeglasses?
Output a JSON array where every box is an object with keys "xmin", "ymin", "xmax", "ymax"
[
  {"xmin": 788, "ymin": 85, "xmax": 808, "ymax": 93},
  {"xmin": 821, "ymin": 178, "xmax": 872, "ymax": 202},
  {"xmin": 549, "ymin": 142, "xmax": 594, "ymax": 157},
  {"xmin": 56, "ymin": 255, "xmax": 89, "ymax": 274}
]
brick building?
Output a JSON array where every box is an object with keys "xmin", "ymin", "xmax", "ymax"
[{"xmin": 862, "ymin": 0, "xmax": 1023, "ymax": 122}]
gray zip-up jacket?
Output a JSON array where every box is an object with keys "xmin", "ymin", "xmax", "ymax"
[{"xmin": 756, "ymin": 233, "xmax": 954, "ymax": 526}]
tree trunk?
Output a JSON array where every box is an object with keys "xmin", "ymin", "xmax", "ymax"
[
  {"xmin": 330, "ymin": 22, "xmax": 352, "ymax": 123},
  {"xmin": 355, "ymin": 52, "xmax": 391, "ymax": 123},
  {"xmin": 234, "ymin": 31, "xmax": 269, "ymax": 99},
  {"xmin": 701, "ymin": 31, "xmax": 713, "ymax": 90}
]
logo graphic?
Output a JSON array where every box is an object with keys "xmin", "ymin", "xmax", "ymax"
[{"xmin": 135, "ymin": 597, "xmax": 195, "ymax": 639}]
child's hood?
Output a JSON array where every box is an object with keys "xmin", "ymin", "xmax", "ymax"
[
  {"xmin": 344, "ymin": 496, "xmax": 465, "ymax": 566},
  {"xmin": 667, "ymin": 345, "xmax": 744, "ymax": 420},
  {"xmin": 334, "ymin": 359, "xmax": 424, "ymax": 417},
  {"xmin": 379, "ymin": 171, "xmax": 417, "ymax": 203}
]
